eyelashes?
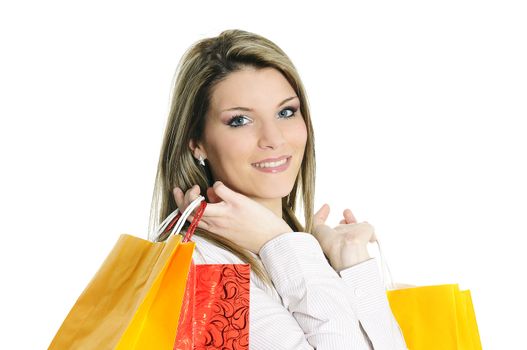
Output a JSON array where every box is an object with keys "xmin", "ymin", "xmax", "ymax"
[{"xmin": 227, "ymin": 106, "xmax": 299, "ymax": 128}]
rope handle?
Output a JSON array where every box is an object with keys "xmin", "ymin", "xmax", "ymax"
[
  {"xmin": 374, "ymin": 238, "xmax": 396, "ymax": 290},
  {"xmin": 153, "ymin": 195, "xmax": 207, "ymax": 242}
]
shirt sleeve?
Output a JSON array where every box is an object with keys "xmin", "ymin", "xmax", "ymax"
[
  {"xmin": 249, "ymin": 283, "xmax": 327, "ymax": 349},
  {"xmin": 339, "ymin": 258, "xmax": 409, "ymax": 350},
  {"xmin": 258, "ymin": 232, "xmax": 372, "ymax": 349}
]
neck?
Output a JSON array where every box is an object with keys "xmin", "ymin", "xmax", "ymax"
[{"xmin": 249, "ymin": 196, "xmax": 282, "ymax": 218}]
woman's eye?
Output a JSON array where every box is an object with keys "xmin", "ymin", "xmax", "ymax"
[
  {"xmin": 278, "ymin": 107, "xmax": 297, "ymax": 118},
  {"xmin": 227, "ymin": 115, "xmax": 250, "ymax": 128}
]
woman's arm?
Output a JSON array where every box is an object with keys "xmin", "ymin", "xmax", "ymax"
[
  {"xmin": 192, "ymin": 235, "xmax": 370, "ymax": 350},
  {"xmin": 339, "ymin": 258, "xmax": 408, "ymax": 350},
  {"xmin": 310, "ymin": 205, "xmax": 408, "ymax": 349},
  {"xmin": 250, "ymin": 284, "xmax": 363, "ymax": 349},
  {"xmin": 259, "ymin": 232, "xmax": 372, "ymax": 349}
]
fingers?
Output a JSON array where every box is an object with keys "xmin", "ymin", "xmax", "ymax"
[
  {"xmin": 172, "ymin": 185, "xmax": 202, "ymax": 221},
  {"xmin": 206, "ymin": 186, "xmax": 222, "ymax": 204},
  {"xmin": 173, "ymin": 187, "xmax": 184, "ymax": 208},
  {"xmin": 173, "ymin": 185, "xmax": 199, "ymax": 207},
  {"xmin": 211, "ymin": 181, "xmax": 239, "ymax": 203},
  {"xmin": 343, "ymin": 209, "xmax": 357, "ymax": 224},
  {"xmin": 184, "ymin": 184, "xmax": 200, "ymax": 206},
  {"xmin": 313, "ymin": 203, "xmax": 330, "ymax": 225},
  {"xmin": 317, "ymin": 206, "xmax": 360, "ymax": 227},
  {"xmin": 173, "ymin": 184, "xmax": 226, "ymax": 217}
]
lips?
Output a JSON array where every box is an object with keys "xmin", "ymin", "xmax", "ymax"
[
  {"xmin": 251, "ymin": 155, "xmax": 291, "ymax": 165},
  {"xmin": 251, "ymin": 156, "xmax": 291, "ymax": 173}
]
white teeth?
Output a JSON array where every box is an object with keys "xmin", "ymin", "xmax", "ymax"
[{"xmin": 253, "ymin": 158, "xmax": 288, "ymax": 168}]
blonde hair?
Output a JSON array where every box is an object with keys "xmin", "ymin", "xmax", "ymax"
[{"xmin": 147, "ymin": 29, "xmax": 316, "ymax": 285}]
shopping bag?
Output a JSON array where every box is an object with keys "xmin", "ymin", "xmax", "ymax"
[
  {"xmin": 376, "ymin": 242, "xmax": 483, "ymax": 350},
  {"xmin": 386, "ymin": 284, "xmax": 482, "ymax": 350},
  {"xmin": 174, "ymin": 261, "xmax": 250, "ymax": 349},
  {"xmin": 48, "ymin": 195, "xmax": 206, "ymax": 350}
]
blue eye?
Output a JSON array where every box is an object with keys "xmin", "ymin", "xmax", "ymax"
[
  {"xmin": 227, "ymin": 106, "xmax": 298, "ymax": 128},
  {"xmin": 227, "ymin": 115, "xmax": 250, "ymax": 128},
  {"xmin": 279, "ymin": 106, "xmax": 297, "ymax": 118}
]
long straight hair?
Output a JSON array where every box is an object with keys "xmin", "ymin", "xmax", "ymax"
[{"xmin": 147, "ymin": 29, "xmax": 316, "ymax": 285}]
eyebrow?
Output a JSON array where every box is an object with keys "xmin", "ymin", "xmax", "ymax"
[{"xmin": 221, "ymin": 96, "xmax": 298, "ymax": 113}]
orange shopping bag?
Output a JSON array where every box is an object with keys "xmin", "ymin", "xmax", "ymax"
[{"xmin": 48, "ymin": 196, "xmax": 206, "ymax": 349}]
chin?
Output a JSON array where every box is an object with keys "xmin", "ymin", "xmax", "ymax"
[{"xmin": 252, "ymin": 181, "xmax": 295, "ymax": 199}]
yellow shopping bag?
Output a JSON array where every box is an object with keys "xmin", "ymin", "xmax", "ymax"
[
  {"xmin": 387, "ymin": 284, "xmax": 482, "ymax": 350},
  {"xmin": 376, "ymin": 242, "xmax": 483, "ymax": 350},
  {"xmin": 48, "ymin": 196, "xmax": 206, "ymax": 350}
]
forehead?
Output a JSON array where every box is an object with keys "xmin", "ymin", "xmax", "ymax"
[{"xmin": 209, "ymin": 67, "xmax": 296, "ymax": 111}]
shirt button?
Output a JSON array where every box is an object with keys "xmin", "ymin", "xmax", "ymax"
[{"xmin": 354, "ymin": 287, "xmax": 365, "ymax": 297}]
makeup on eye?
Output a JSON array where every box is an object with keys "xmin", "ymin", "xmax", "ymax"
[{"xmin": 226, "ymin": 106, "xmax": 299, "ymax": 128}]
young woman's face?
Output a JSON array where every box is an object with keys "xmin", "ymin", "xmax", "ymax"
[{"xmin": 192, "ymin": 66, "xmax": 307, "ymax": 200}]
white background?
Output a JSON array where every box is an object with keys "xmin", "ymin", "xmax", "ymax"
[{"xmin": 1, "ymin": 1, "xmax": 525, "ymax": 348}]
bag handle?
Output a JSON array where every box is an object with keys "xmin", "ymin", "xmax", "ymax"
[
  {"xmin": 374, "ymin": 238, "xmax": 396, "ymax": 290},
  {"xmin": 182, "ymin": 199, "xmax": 206, "ymax": 242},
  {"xmin": 153, "ymin": 195, "xmax": 207, "ymax": 242}
]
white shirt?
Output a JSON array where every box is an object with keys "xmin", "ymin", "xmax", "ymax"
[{"xmin": 191, "ymin": 231, "xmax": 408, "ymax": 350}]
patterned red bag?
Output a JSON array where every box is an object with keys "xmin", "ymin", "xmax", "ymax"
[
  {"xmin": 174, "ymin": 262, "xmax": 250, "ymax": 349},
  {"xmin": 157, "ymin": 196, "xmax": 250, "ymax": 350}
]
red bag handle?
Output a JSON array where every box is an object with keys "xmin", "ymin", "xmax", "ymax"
[
  {"xmin": 183, "ymin": 200, "xmax": 207, "ymax": 242},
  {"xmin": 161, "ymin": 199, "xmax": 207, "ymax": 242}
]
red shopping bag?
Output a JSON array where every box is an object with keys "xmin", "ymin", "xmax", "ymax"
[
  {"xmin": 174, "ymin": 262, "xmax": 250, "ymax": 349},
  {"xmin": 157, "ymin": 196, "xmax": 250, "ymax": 350}
]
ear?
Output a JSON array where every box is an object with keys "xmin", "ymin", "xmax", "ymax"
[{"xmin": 189, "ymin": 139, "xmax": 207, "ymax": 159}]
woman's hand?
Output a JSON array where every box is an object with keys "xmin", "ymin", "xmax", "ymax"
[
  {"xmin": 312, "ymin": 203, "xmax": 377, "ymax": 272},
  {"xmin": 172, "ymin": 181, "xmax": 293, "ymax": 254}
]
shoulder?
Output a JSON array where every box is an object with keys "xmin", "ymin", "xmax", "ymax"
[{"xmin": 189, "ymin": 234, "xmax": 281, "ymax": 301}]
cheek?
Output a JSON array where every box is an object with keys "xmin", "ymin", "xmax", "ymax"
[
  {"xmin": 288, "ymin": 118, "xmax": 308, "ymax": 148},
  {"xmin": 207, "ymin": 130, "xmax": 252, "ymax": 164}
]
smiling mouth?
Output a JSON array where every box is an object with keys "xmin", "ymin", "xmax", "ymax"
[
  {"xmin": 251, "ymin": 156, "xmax": 292, "ymax": 173},
  {"xmin": 252, "ymin": 156, "xmax": 289, "ymax": 168}
]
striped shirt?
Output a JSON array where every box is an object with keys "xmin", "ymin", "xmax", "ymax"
[{"xmin": 191, "ymin": 231, "xmax": 408, "ymax": 349}]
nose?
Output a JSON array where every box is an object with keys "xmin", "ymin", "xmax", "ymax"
[{"xmin": 257, "ymin": 119, "xmax": 286, "ymax": 150}]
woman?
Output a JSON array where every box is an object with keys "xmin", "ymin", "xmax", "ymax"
[{"xmin": 148, "ymin": 29, "xmax": 408, "ymax": 349}]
